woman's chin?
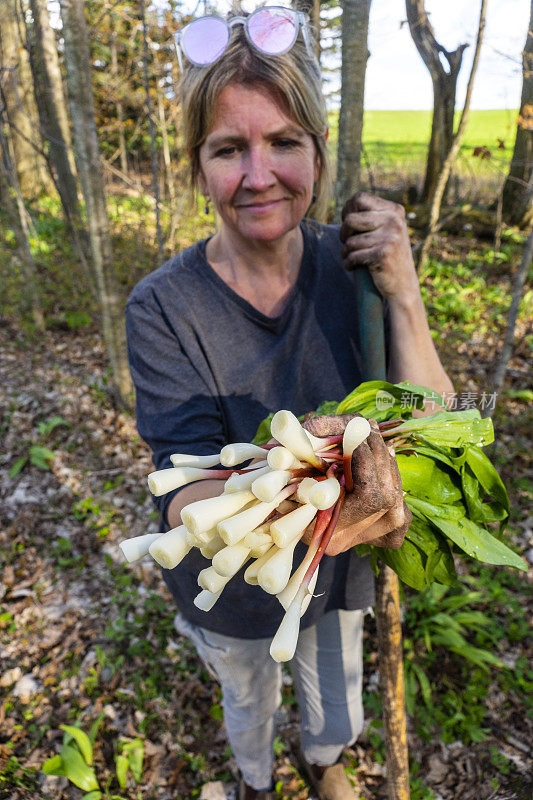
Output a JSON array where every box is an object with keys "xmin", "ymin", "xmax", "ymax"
[{"xmin": 224, "ymin": 214, "xmax": 303, "ymax": 245}]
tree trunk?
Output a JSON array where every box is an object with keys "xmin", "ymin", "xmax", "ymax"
[
  {"xmin": 0, "ymin": 0, "xmax": 49, "ymax": 196},
  {"xmin": 59, "ymin": 0, "xmax": 132, "ymax": 405},
  {"xmin": 110, "ymin": 23, "xmax": 128, "ymax": 176},
  {"xmin": 139, "ymin": 0, "xmax": 163, "ymax": 260},
  {"xmin": 405, "ymin": 0, "xmax": 468, "ymax": 203},
  {"xmin": 334, "ymin": 0, "xmax": 371, "ymax": 223},
  {"xmin": 483, "ymin": 228, "xmax": 533, "ymax": 417},
  {"xmin": 376, "ymin": 566, "xmax": 410, "ymax": 800},
  {"xmin": 26, "ymin": 0, "xmax": 88, "ymax": 237},
  {"xmin": 0, "ymin": 123, "xmax": 45, "ymax": 330},
  {"xmin": 417, "ymin": 0, "xmax": 487, "ymax": 271},
  {"xmin": 501, "ymin": 1, "xmax": 533, "ymax": 228},
  {"xmin": 157, "ymin": 88, "xmax": 175, "ymax": 204}
]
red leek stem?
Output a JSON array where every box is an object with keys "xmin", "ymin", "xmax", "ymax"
[
  {"xmin": 378, "ymin": 418, "xmax": 403, "ymax": 431},
  {"xmin": 302, "ymin": 488, "xmax": 346, "ymax": 585}
]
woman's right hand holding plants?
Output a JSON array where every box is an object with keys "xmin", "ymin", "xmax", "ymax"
[{"xmin": 302, "ymin": 413, "xmax": 412, "ymax": 556}]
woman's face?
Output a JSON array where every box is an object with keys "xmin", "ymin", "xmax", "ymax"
[{"xmin": 198, "ymin": 83, "xmax": 320, "ymax": 246}]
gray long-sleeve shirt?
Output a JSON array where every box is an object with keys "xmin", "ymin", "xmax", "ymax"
[{"xmin": 126, "ymin": 219, "xmax": 384, "ymax": 638}]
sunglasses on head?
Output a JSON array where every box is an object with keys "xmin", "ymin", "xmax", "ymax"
[{"xmin": 175, "ymin": 5, "xmax": 313, "ymax": 70}]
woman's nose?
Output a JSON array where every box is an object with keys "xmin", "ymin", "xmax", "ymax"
[{"xmin": 242, "ymin": 148, "xmax": 275, "ymax": 192}]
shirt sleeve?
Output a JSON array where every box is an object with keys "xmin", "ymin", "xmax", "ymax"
[{"xmin": 125, "ymin": 297, "xmax": 227, "ymax": 525}]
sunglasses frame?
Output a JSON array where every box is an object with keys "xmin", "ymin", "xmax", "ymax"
[{"xmin": 175, "ymin": 5, "xmax": 312, "ymax": 70}]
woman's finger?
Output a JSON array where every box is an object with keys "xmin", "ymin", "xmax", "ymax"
[
  {"xmin": 339, "ymin": 210, "xmax": 383, "ymax": 241},
  {"xmin": 303, "ymin": 413, "xmax": 362, "ymax": 438},
  {"xmin": 341, "ymin": 230, "xmax": 382, "ymax": 257}
]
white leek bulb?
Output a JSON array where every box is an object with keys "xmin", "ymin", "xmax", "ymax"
[
  {"xmin": 270, "ymin": 584, "xmax": 307, "ymax": 662},
  {"xmin": 212, "ymin": 543, "xmax": 250, "ymax": 577},
  {"xmin": 270, "ymin": 410, "xmax": 322, "ymax": 468},
  {"xmin": 243, "ymin": 528, "xmax": 273, "ymax": 550},
  {"xmin": 224, "ymin": 464, "xmax": 269, "ymax": 494},
  {"xmin": 194, "ymin": 589, "xmax": 223, "ymax": 612},
  {"xmin": 120, "ymin": 533, "xmax": 163, "ymax": 562},
  {"xmin": 269, "ymin": 503, "xmax": 317, "ymax": 548},
  {"xmin": 220, "ymin": 443, "xmax": 266, "ymax": 466},
  {"xmin": 217, "ymin": 487, "xmax": 292, "ymax": 546},
  {"xmin": 250, "ymin": 541, "xmax": 272, "ymax": 558},
  {"xmin": 243, "ymin": 545, "xmax": 279, "ymax": 585},
  {"xmin": 343, "ymin": 417, "xmax": 371, "ymax": 458},
  {"xmin": 277, "ymin": 546, "xmax": 320, "ymax": 614},
  {"xmin": 147, "ymin": 466, "xmax": 213, "ymax": 496},
  {"xmin": 199, "ymin": 534, "xmax": 226, "ymax": 560},
  {"xmin": 267, "ymin": 447, "xmax": 304, "ymax": 471},
  {"xmin": 257, "ymin": 539, "xmax": 299, "ymax": 594},
  {"xmin": 170, "ymin": 453, "xmax": 220, "ymax": 468},
  {"xmin": 295, "ymin": 477, "xmax": 319, "ymax": 504},
  {"xmin": 149, "ymin": 526, "xmax": 191, "ymax": 569},
  {"xmin": 308, "ymin": 477, "xmax": 341, "ymax": 510},
  {"xmin": 198, "ymin": 566, "xmax": 230, "ymax": 594},
  {"xmin": 194, "ymin": 526, "xmax": 219, "ymax": 545},
  {"xmin": 181, "ymin": 490, "xmax": 255, "ymax": 535},
  {"xmin": 186, "ymin": 529, "xmax": 202, "ymax": 548},
  {"xmin": 251, "ymin": 470, "xmax": 292, "ymax": 502}
]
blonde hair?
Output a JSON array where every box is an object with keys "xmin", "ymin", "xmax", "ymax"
[{"xmin": 179, "ymin": 23, "xmax": 331, "ymax": 220}]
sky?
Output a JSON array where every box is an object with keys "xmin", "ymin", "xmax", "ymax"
[{"xmin": 176, "ymin": 0, "xmax": 530, "ymax": 109}]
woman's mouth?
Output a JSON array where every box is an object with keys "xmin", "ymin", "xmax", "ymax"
[{"xmin": 240, "ymin": 199, "xmax": 284, "ymax": 213}]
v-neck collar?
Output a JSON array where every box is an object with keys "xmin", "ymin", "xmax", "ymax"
[{"xmin": 194, "ymin": 222, "xmax": 314, "ymax": 331}]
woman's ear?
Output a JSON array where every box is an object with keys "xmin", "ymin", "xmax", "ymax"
[{"xmin": 324, "ymin": 128, "xmax": 329, "ymax": 143}]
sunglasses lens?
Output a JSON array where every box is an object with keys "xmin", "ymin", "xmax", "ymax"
[
  {"xmin": 248, "ymin": 8, "xmax": 297, "ymax": 55},
  {"xmin": 182, "ymin": 17, "xmax": 229, "ymax": 65}
]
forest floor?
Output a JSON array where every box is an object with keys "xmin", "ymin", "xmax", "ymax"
[{"xmin": 0, "ymin": 231, "xmax": 532, "ymax": 800}]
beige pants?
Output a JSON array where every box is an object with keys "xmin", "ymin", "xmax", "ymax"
[{"xmin": 174, "ymin": 608, "xmax": 365, "ymax": 791}]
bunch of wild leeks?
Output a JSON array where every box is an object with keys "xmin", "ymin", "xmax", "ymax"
[{"xmin": 119, "ymin": 381, "xmax": 526, "ymax": 662}]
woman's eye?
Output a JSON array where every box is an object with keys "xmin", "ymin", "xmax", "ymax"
[
  {"xmin": 275, "ymin": 138, "xmax": 298, "ymax": 149},
  {"xmin": 215, "ymin": 146, "xmax": 238, "ymax": 157}
]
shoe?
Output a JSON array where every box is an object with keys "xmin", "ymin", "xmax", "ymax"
[
  {"xmin": 295, "ymin": 747, "xmax": 359, "ymax": 800},
  {"xmin": 238, "ymin": 775, "xmax": 277, "ymax": 800}
]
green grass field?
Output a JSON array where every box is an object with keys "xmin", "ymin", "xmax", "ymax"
[{"xmin": 328, "ymin": 109, "xmax": 519, "ymax": 199}]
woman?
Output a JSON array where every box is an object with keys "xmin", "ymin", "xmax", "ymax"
[{"xmin": 126, "ymin": 8, "xmax": 453, "ymax": 800}]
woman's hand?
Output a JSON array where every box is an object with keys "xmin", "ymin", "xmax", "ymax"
[
  {"xmin": 339, "ymin": 192, "xmax": 420, "ymax": 304},
  {"xmin": 301, "ymin": 414, "xmax": 412, "ymax": 556}
]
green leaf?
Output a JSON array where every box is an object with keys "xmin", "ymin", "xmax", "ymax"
[
  {"xmin": 426, "ymin": 515, "xmax": 527, "ymax": 572},
  {"xmin": 374, "ymin": 541, "xmax": 429, "ymax": 590},
  {"xmin": 209, "ymin": 703, "xmax": 224, "ymax": 720},
  {"xmin": 88, "ymin": 712, "xmax": 105, "ymax": 745},
  {"xmin": 409, "ymin": 661, "xmax": 432, "ymax": 706},
  {"xmin": 42, "ymin": 754, "xmax": 66, "ymax": 777},
  {"xmin": 37, "ymin": 415, "xmax": 70, "ymax": 437},
  {"xmin": 9, "ymin": 456, "xmax": 28, "ymax": 478},
  {"xmin": 405, "ymin": 516, "xmax": 440, "ymax": 555},
  {"xmin": 337, "ymin": 380, "xmax": 418, "ymax": 420},
  {"xmin": 119, "ymin": 738, "xmax": 143, "ymax": 783},
  {"xmin": 397, "ymin": 453, "xmax": 463, "ymax": 505},
  {"xmin": 29, "ymin": 445, "xmax": 56, "ymax": 470},
  {"xmin": 465, "ymin": 445, "xmax": 509, "ymax": 512},
  {"xmin": 60, "ymin": 725, "xmax": 94, "ymax": 765},
  {"xmin": 59, "ymin": 744, "xmax": 99, "ymax": 791},
  {"xmin": 313, "ymin": 400, "xmax": 339, "ymax": 416},
  {"xmin": 396, "ymin": 409, "xmax": 494, "ymax": 448},
  {"xmin": 430, "ymin": 541, "xmax": 457, "ymax": 585},
  {"xmin": 407, "ymin": 496, "xmax": 465, "ymax": 520},
  {"xmin": 404, "ymin": 664, "xmax": 417, "ymax": 716},
  {"xmin": 115, "ymin": 754, "xmax": 129, "ymax": 790},
  {"xmin": 461, "ymin": 464, "xmax": 486, "ymax": 523},
  {"xmin": 252, "ymin": 413, "xmax": 274, "ymax": 445},
  {"xmin": 394, "ymin": 381, "xmax": 444, "ymax": 409},
  {"xmin": 81, "ymin": 792, "xmax": 103, "ymax": 800}
]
